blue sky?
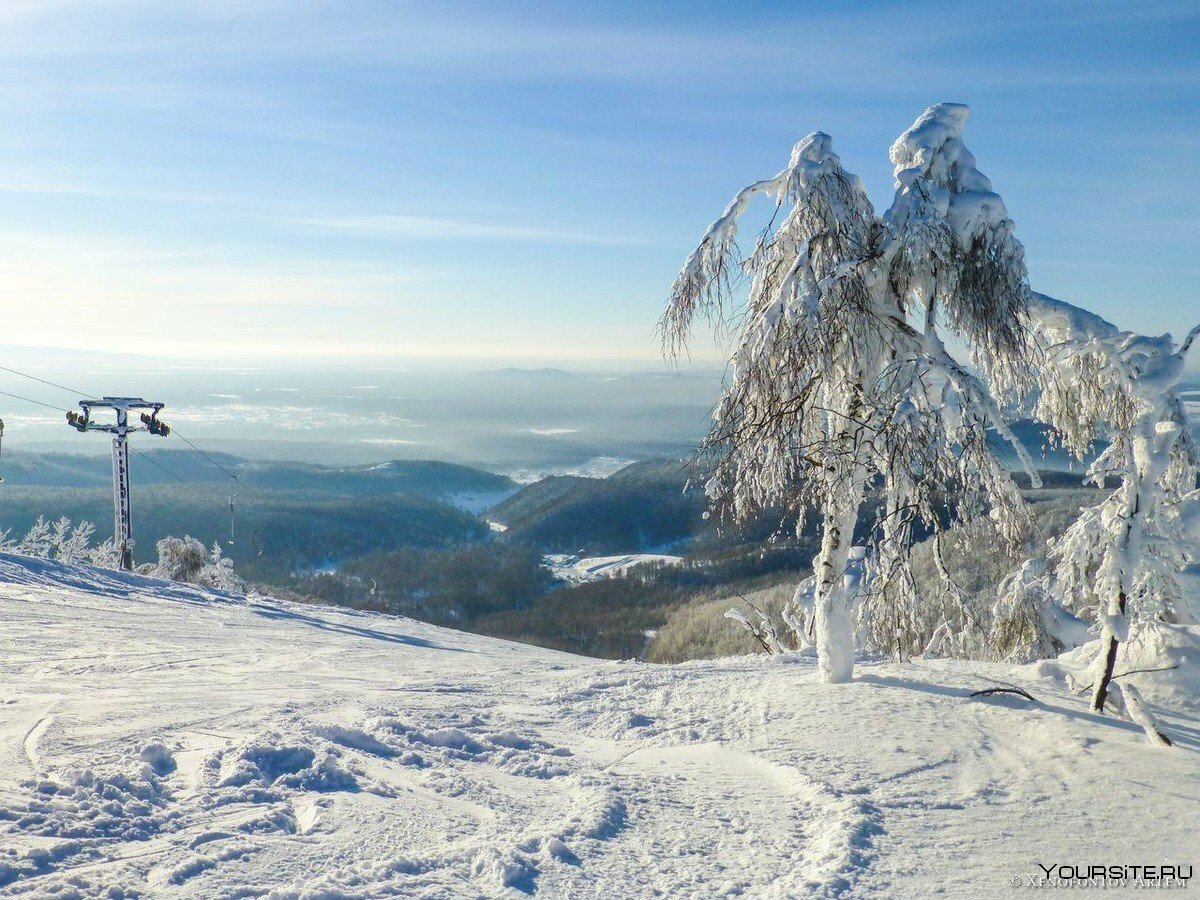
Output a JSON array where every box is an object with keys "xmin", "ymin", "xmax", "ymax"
[{"xmin": 0, "ymin": 0, "xmax": 1195, "ymax": 364}]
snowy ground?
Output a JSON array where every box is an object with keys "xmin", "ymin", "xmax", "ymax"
[
  {"xmin": 446, "ymin": 489, "xmax": 521, "ymax": 516},
  {"xmin": 0, "ymin": 553, "xmax": 1196, "ymax": 898}
]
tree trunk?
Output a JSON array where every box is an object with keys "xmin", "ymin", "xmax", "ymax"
[
  {"xmin": 813, "ymin": 502, "xmax": 861, "ymax": 683},
  {"xmin": 1090, "ymin": 589, "xmax": 1126, "ymax": 713},
  {"xmin": 1092, "ymin": 433, "xmax": 1154, "ymax": 714}
]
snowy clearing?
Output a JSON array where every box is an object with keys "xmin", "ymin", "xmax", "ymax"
[
  {"xmin": 0, "ymin": 552, "xmax": 1196, "ymax": 898},
  {"xmin": 543, "ymin": 553, "xmax": 683, "ymax": 584}
]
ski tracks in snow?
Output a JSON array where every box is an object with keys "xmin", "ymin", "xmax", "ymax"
[
  {"xmin": 602, "ymin": 742, "xmax": 882, "ymax": 898},
  {"xmin": 20, "ymin": 712, "xmax": 54, "ymax": 771},
  {"xmin": 547, "ymin": 662, "xmax": 887, "ymax": 898},
  {"xmin": 0, "ymin": 577, "xmax": 888, "ymax": 898}
]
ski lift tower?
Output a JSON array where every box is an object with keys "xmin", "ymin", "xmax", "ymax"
[{"xmin": 66, "ymin": 398, "xmax": 170, "ymax": 571}]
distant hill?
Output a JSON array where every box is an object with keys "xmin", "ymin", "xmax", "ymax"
[
  {"xmin": 238, "ymin": 458, "xmax": 514, "ymax": 499},
  {"xmin": 489, "ymin": 442, "xmax": 1116, "ymax": 557},
  {"xmin": 489, "ymin": 458, "xmax": 708, "ymax": 554},
  {"xmin": 0, "ymin": 452, "xmax": 514, "ymax": 498}
]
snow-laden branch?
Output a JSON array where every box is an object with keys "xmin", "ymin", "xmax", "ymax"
[
  {"xmin": 660, "ymin": 132, "xmax": 874, "ymax": 357},
  {"xmin": 888, "ymin": 316, "xmax": 1042, "ymax": 488},
  {"xmin": 884, "ymin": 103, "xmax": 1032, "ymax": 392}
]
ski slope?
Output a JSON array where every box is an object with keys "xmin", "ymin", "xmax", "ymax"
[{"xmin": 0, "ymin": 553, "xmax": 1196, "ymax": 898}]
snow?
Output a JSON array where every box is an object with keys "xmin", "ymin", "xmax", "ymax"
[
  {"xmin": 445, "ymin": 488, "xmax": 520, "ymax": 515},
  {"xmin": 889, "ymin": 102, "xmax": 1008, "ymax": 239},
  {"xmin": 1, "ymin": 553, "xmax": 1197, "ymax": 897},
  {"xmin": 506, "ymin": 456, "xmax": 636, "ymax": 484},
  {"xmin": 542, "ymin": 553, "xmax": 683, "ymax": 584},
  {"xmin": 1026, "ymin": 291, "xmax": 1120, "ymax": 345}
]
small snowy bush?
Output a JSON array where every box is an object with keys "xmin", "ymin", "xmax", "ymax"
[
  {"xmin": 201, "ymin": 542, "xmax": 244, "ymax": 592},
  {"xmin": 149, "ymin": 535, "xmax": 208, "ymax": 582},
  {"xmin": 989, "ymin": 559, "xmax": 1090, "ymax": 663},
  {"xmin": 150, "ymin": 535, "xmax": 245, "ymax": 592}
]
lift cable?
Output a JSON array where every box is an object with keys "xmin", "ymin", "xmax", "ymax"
[
  {"xmin": 0, "ymin": 362, "xmax": 255, "ymax": 496},
  {"xmin": 0, "ymin": 386, "xmax": 228, "ymax": 512},
  {"xmin": 0, "ymin": 364, "xmax": 87, "ymax": 397},
  {"xmin": 0, "ymin": 389, "xmax": 71, "ymax": 413},
  {"xmin": 167, "ymin": 428, "xmax": 255, "ymax": 495},
  {"xmin": 128, "ymin": 445, "xmax": 231, "ymax": 512}
]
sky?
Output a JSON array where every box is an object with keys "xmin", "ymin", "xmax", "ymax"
[{"xmin": 0, "ymin": 0, "xmax": 1196, "ymax": 365}]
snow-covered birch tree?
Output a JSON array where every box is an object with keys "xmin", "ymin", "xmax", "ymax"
[
  {"xmin": 661, "ymin": 103, "xmax": 1037, "ymax": 682},
  {"xmin": 1027, "ymin": 293, "xmax": 1199, "ymax": 716}
]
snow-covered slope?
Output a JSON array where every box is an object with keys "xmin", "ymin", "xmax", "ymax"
[
  {"xmin": 1, "ymin": 553, "xmax": 1196, "ymax": 898},
  {"xmin": 543, "ymin": 553, "xmax": 683, "ymax": 584}
]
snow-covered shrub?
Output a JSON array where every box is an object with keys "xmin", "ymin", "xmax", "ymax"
[
  {"xmin": 724, "ymin": 602, "xmax": 785, "ymax": 654},
  {"xmin": 661, "ymin": 103, "xmax": 1036, "ymax": 681},
  {"xmin": 49, "ymin": 517, "xmax": 95, "ymax": 564},
  {"xmin": 151, "ymin": 535, "xmax": 245, "ymax": 592},
  {"xmin": 87, "ymin": 538, "xmax": 122, "ymax": 569},
  {"xmin": 201, "ymin": 542, "xmax": 244, "ymax": 592},
  {"xmin": 150, "ymin": 535, "xmax": 208, "ymax": 582},
  {"xmin": 14, "ymin": 516, "xmax": 53, "ymax": 558}
]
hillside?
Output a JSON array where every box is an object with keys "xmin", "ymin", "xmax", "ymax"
[
  {"xmin": 0, "ymin": 453, "xmax": 513, "ymax": 580},
  {"xmin": 486, "ymin": 454, "xmax": 1106, "ymax": 558},
  {"xmin": 0, "ymin": 451, "xmax": 515, "ymax": 499},
  {"xmin": 0, "ymin": 554, "xmax": 1196, "ymax": 897},
  {"xmin": 489, "ymin": 459, "xmax": 707, "ymax": 553}
]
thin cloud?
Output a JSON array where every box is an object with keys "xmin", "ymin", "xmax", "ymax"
[{"xmin": 289, "ymin": 214, "xmax": 644, "ymax": 247}]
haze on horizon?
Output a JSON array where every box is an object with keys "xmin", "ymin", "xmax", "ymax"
[{"xmin": 0, "ymin": 1, "xmax": 1196, "ymax": 365}]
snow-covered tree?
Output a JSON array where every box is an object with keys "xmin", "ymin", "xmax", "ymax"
[
  {"xmin": 6, "ymin": 516, "xmax": 100, "ymax": 564},
  {"xmin": 150, "ymin": 535, "xmax": 244, "ymax": 592},
  {"xmin": 150, "ymin": 535, "xmax": 208, "ymax": 582},
  {"xmin": 724, "ymin": 601, "xmax": 785, "ymax": 655},
  {"xmin": 1026, "ymin": 293, "xmax": 1199, "ymax": 713},
  {"xmin": 15, "ymin": 516, "xmax": 54, "ymax": 558},
  {"xmin": 201, "ymin": 541, "xmax": 245, "ymax": 592},
  {"xmin": 50, "ymin": 517, "xmax": 95, "ymax": 564},
  {"xmin": 989, "ymin": 558, "xmax": 1090, "ymax": 662},
  {"xmin": 87, "ymin": 538, "xmax": 122, "ymax": 569},
  {"xmin": 662, "ymin": 103, "xmax": 1037, "ymax": 681}
]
